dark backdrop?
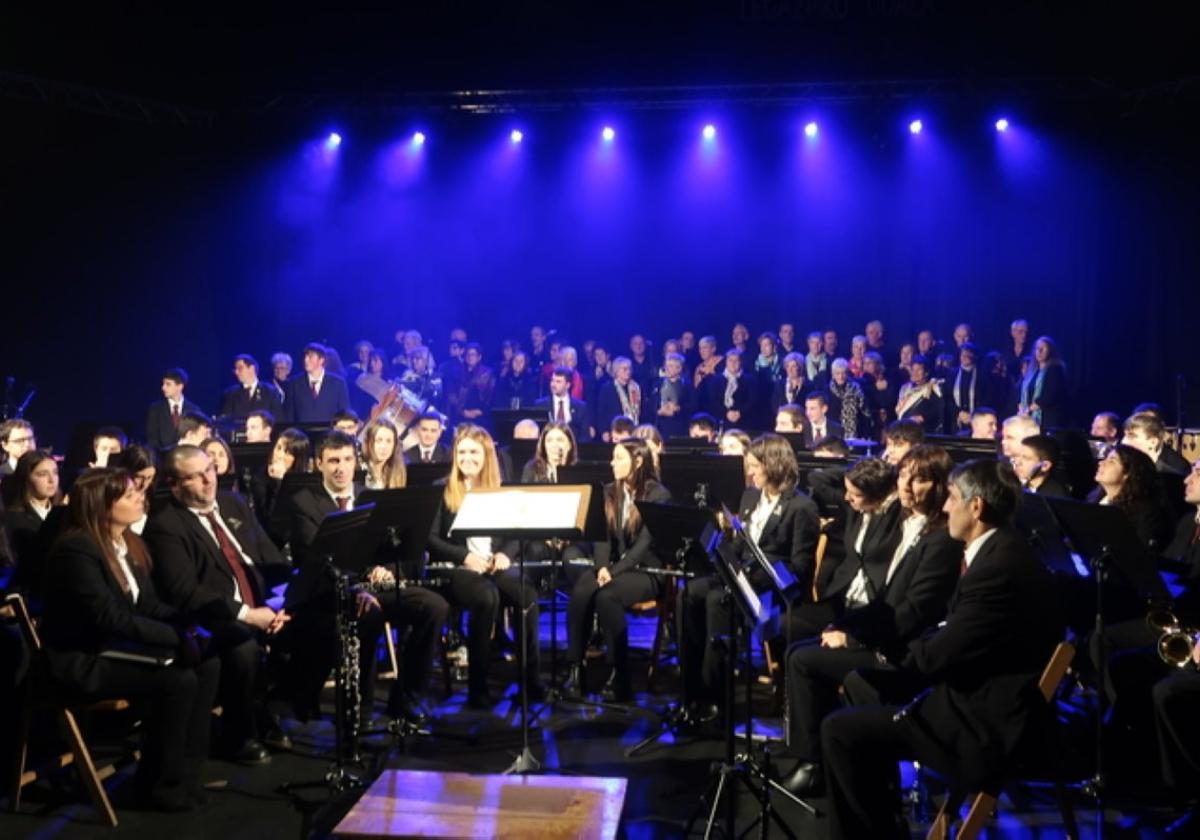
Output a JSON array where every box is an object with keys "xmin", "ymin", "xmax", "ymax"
[{"xmin": 4, "ymin": 96, "xmax": 1199, "ymax": 451}]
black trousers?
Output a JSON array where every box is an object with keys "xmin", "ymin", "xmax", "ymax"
[
  {"xmin": 207, "ymin": 620, "xmax": 264, "ymax": 748},
  {"xmin": 676, "ymin": 575, "xmax": 731, "ymax": 705},
  {"xmin": 566, "ymin": 568, "xmax": 658, "ymax": 680},
  {"xmin": 820, "ymin": 704, "xmax": 914, "ymax": 840},
  {"xmin": 69, "ymin": 655, "xmax": 220, "ymax": 800},
  {"xmin": 1153, "ymin": 668, "xmax": 1200, "ymax": 794},
  {"xmin": 375, "ymin": 586, "xmax": 449, "ymax": 711},
  {"xmin": 784, "ymin": 639, "xmax": 878, "ymax": 761},
  {"xmin": 444, "ymin": 567, "xmax": 539, "ymax": 697}
]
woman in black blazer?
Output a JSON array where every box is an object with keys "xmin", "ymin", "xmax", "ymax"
[
  {"xmin": 427, "ymin": 424, "xmax": 540, "ymax": 708},
  {"xmin": 40, "ymin": 469, "xmax": 218, "ymax": 812},
  {"xmin": 563, "ymin": 438, "xmax": 671, "ymax": 702},
  {"xmin": 3, "ymin": 449, "xmax": 63, "ymax": 603},
  {"xmin": 677, "ymin": 433, "xmax": 821, "ymax": 714}
]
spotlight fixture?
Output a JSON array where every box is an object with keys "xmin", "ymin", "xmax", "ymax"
[
  {"xmin": 601, "ymin": 126, "xmax": 615, "ymax": 142},
  {"xmin": 510, "ymin": 129, "xmax": 524, "ymax": 144},
  {"xmin": 804, "ymin": 122, "xmax": 819, "ymax": 138},
  {"xmin": 909, "ymin": 119, "xmax": 923, "ymax": 135},
  {"xmin": 995, "ymin": 118, "xmax": 1010, "ymax": 132},
  {"xmin": 412, "ymin": 131, "xmax": 426, "ymax": 146},
  {"xmin": 702, "ymin": 124, "xmax": 716, "ymax": 141},
  {"xmin": 325, "ymin": 132, "xmax": 342, "ymax": 148}
]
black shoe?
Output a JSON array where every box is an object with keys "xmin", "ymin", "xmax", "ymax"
[
  {"xmin": 778, "ymin": 761, "xmax": 824, "ymax": 796},
  {"xmin": 388, "ymin": 693, "xmax": 431, "ymax": 729},
  {"xmin": 600, "ymin": 671, "xmax": 633, "ymax": 704},
  {"xmin": 687, "ymin": 701, "xmax": 720, "ymax": 725},
  {"xmin": 562, "ymin": 664, "xmax": 584, "ymax": 698},
  {"xmin": 223, "ymin": 739, "xmax": 271, "ymax": 766},
  {"xmin": 262, "ymin": 725, "xmax": 293, "ymax": 752}
]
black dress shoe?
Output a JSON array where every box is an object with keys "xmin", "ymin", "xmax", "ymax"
[
  {"xmin": 388, "ymin": 693, "xmax": 431, "ymax": 728},
  {"xmin": 262, "ymin": 726, "xmax": 293, "ymax": 752},
  {"xmin": 778, "ymin": 761, "xmax": 824, "ymax": 796},
  {"xmin": 225, "ymin": 739, "xmax": 271, "ymax": 766}
]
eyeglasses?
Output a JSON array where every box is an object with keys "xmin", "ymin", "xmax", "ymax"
[{"xmin": 7, "ymin": 435, "xmax": 35, "ymax": 445}]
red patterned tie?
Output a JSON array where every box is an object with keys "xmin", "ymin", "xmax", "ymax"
[
  {"xmin": 310, "ymin": 379, "xmax": 319, "ymax": 400},
  {"xmin": 171, "ymin": 403, "xmax": 181, "ymax": 428},
  {"xmin": 203, "ymin": 511, "xmax": 257, "ymax": 609},
  {"xmin": 337, "ymin": 496, "xmax": 350, "ymax": 510},
  {"xmin": 556, "ymin": 399, "xmax": 565, "ymax": 423}
]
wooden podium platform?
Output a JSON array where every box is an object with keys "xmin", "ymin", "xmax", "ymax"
[{"xmin": 334, "ymin": 770, "xmax": 627, "ymax": 839}]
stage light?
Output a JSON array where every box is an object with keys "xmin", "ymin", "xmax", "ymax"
[
  {"xmin": 702, "ymin": 124, "xmax": 716, "ymax": 141},
  {"xmin": 412, "ymin": 131, "xmax": 426, "ymax": 147},
  {"xmin": 510, "ymin": 129, "xmax": 524, "ymax": 144},
  {"xmin": 325, "ymin": 132, "xmax": 342, "ymax": 149},
  {"xmin": 804, "ymin": 122, "xmax": 819, "ymax": 138},
  {"xmin": 995, "ymin": 118, "xmax": 1010, "ymax": 132},
  {"xmin": 602, "ymin": 126, "xmax": 615, "ymax": 142},
  {"xmin": 909, "ymin": 119, "xmax": 923, "ymax": 135}
]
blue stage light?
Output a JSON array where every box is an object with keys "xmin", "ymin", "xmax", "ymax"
[
  {"xmin": 510, "ymin": 129, "xmax": 524, "ymax": 144},
  {"xmin": 909, "ymin": 119, "xmax": 923, "ymax": 135},
  {"xmin": 702, "ymin": 124, "xmax": 716, "ymax": 141},
  {"xmin": 602, "ymin": 126, "xmax": 615, "ymax": 142},
  {"xmin": 804, "ymin": 122, "xmax": 819, "ymax": 138},
  {"xmin": 995, "ymin": 118, "xmax": 1010, "ymax": 132}
]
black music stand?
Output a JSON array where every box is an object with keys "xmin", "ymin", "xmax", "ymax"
[
  {"xmin": 404, "ymin": 462, "xmax": 452, "ymax": 486},
  {"xmin": 1043, "ymin": 496, "xmax": 1170, "ymax": 830},
  {"xmin": 505, "ymin": 438, "xmax": 537, "ymax": 478},
  {"xmin": 685, "ymin": 540, "xmax": 798, "ymax": 840},
  {"xmin": 1016, "ymin": 492, "xmax": 1080, "ymax": 578},
  {"xmin": 280, "ymin": 506, "xmax": 376, "ymax": 793},
  {"xmin": 660, "ymin": 453, "xmax": 746, "ymax": 511},
  {"xmin": 450, "ymin": 485, "xmax": 592, "ymax": 774},
  {"xmin": 576, "ymin": 441, "xmax": 613, "ymax": 463},
  {"xmin": 625, "ymin": 502, "xmax": 720, "ymax": 757},
  {"xmin": 664, "ymin": 436, "xmax": 718, "ymax": 455}
]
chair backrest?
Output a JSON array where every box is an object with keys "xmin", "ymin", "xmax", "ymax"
[
  {"xmin": 6, "ymin": 591, "xmax": 41, "ymax": 652},
  {"xmin": 1036, "ymin": 641, "xmax": 1075, "ymax": 702}
]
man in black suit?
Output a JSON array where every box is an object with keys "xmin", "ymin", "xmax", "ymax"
[
  {"xmin": 403, "ymin": 409, "xmax": 451, "ymax": 464},
  {"xmin": 1012, "ymin": 434, "xmax": 1071, "ymax": 497},
  {"xmin": 0, "ymin": 419, "xmax": 36, "ymax": 477},
  {"xmin": 146, "ymin": 445, "xmax": 292, "ymax": 764},
  {"xmin": 290, "ymin": 431, "xmax": 449, "ymax": 725},
  {"xmin": 535, "ymin": 367, "xmax": 590, "ymax": 443},
  {"xmin": 281, "ymin": 343, "xmax": 350, "ymax": 424},
  {"xmin": 145, "ymin": 368, "xmax": 205, "ymax": 452},
  {"xmin": 778, "ymin": 446, "xmax": 961, "ymax": 795},
  {"xmin": 801, "ymin": 392, "xmax": 845, "ymax": 449},
  {"xmin": 819, "ymin": 459, "xmax": 1063, "ymax": 839},
  {"xmin": 220, "ymin": 354, "xmax": 283, "ymax": 422}
]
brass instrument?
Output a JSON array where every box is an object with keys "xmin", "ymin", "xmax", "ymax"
[{"xmin": 1147, "ymin": 608, "xmax": 1199, "ymax": 668}]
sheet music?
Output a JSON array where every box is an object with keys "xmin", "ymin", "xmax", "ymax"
[
  {"xmin": 732, "ymin": 567, "xmax": 765, "ymax": 625},
  {"xmin": 449, "ymin": 488, "xmax": 587, "ymax": 534}
]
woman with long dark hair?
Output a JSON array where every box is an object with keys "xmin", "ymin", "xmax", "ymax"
[
  {"xmin": 1090, "ymin": 444, "xmax": 1172, "ymax": 550},
  {"xmin": 362, "ymin": 417, "xmax": 408, "ymax": 490},
  {"xmin": 563, "ymin": 438, "xmax": 671, "ymax": 702},
  {"xmin": 427, "ymin": 424, "xmax": 541, "ymax": 708},
  {"xmin": 40, "ymin": 469, "xmax": 218, "ymax": 812},
  {"xmin": 4, "ymin": 450, "xmax": 64, "ymax": 599}
]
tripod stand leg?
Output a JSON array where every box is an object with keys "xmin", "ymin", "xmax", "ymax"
[{"xmin": 703, "ymin": 770, "xmax": 729, "ymax": 840}]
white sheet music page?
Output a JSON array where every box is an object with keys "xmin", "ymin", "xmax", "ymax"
[{"xmin": 449, "ymin": 487, "xmax": 586, "ymax": 534}]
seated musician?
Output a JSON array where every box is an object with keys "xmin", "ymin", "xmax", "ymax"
[
  {"xmin": 881, "ymin": 419, "xmax": 925, "ymax": 466},
  {"xmin": 1090, "ymin": 411, "xmax": 1122, "ymax": 447},
  {"xmin": 4, "ymin": 449, "xmax": 64, "ymax": 603},
  {"xmin": 1012, "ymin": 433, "xmax": 1072, "ymax": 497},
  {"xmin": 90, "ymin": 425, "xmax": 127, "ymax": 468},
  {"xmin": 677, "ymin": 434, "xmax": 820, "ymax": 721},
  {"xmin": 177, "ymin": 413, "xmax": 213, "ymax": 448},
  {"xmin": 404, "ymin": 409, "xmax": 451, "ymax": 464},
  {"xmin": 778, "ymin": 445, "xmax": 961, "ymax": 795},
  {"xmin": 289, "ymin": 431, "xmax": 448, "ymax": 727},
  {"xmin": 202, "ymin": 437, "xmax": 235, "ymax": 478},
  {"xmin": 331, "ymin": 410, "xmax": 362, "ymax": 438},
  {"xmin": 968, "ymin": 406, "xmax": 999, "ymax": 441},
  {"xmin": 41, "ymin": 469, "xmax": 219, "ymax": 812},
  {"xmin": 688, "ymin": 412, "xmax": 719, "ymax": 443},
  {"xmin": 110, "ymin": 444, "xmax": 157, "ymax": 535},
  {"xmin": 818, "ymin": 458, "xmax": 1063, "ymax": 839},
  {"xmin": 1000, "ymin": 413, "xmax": 1040, "ymax": 460},
  {"xmin": 516, "ymin": 421, "xmax": 591, "ymax": 587},
  {"xmin": 1122, "ymin": 411, "xmax": 1191, "ymax": 477},
  {"xmin": 610, "ymin": 415, "xmax": 636, "ymax": 443},
  {"xmin": 427, "ymin": 424, "xmax": 540, "ymax": 709},
  {"xmin": 362, "ymin": 417, "xmax": 407, "ymax": 490},
  {"xmin": 774, "ymin": 403, "xmax": 805, "ymax": 434},
  {"xmin": 802, "ymin": 391, "xmax": 845, "ymax": 450},
  {"xmin": 146, "ymin": 445, "xmax": 291, "ymax": 765},
  {"xmin": 563, "ymin": 438, "xmax": 671, "ymax": 703},
  {"xmin": 1089, "ymin": 444, "xmax": 1173, "ymax": 552},
  {"xmin": 245, "ymin": 409, "xmax": 274, "ymax": 443}
]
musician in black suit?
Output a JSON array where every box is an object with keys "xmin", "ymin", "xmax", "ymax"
[
  {"xmin": 427, "ymin": 424, "xmax": 539, "ymax": 708},
  {"xmin": 1122, "ymin": 411, "xmax": 1191, "ymax": 477},
  {"xmin": 677, "ymin": 434, "xmax": 820, "ymax": 718},
  {"xmin": 145, "ymin": 368, "xmax": 204, "ymax": 452},
  {"xmin": 403, "ymin": 409, "xmax": 451, "ymax": 464},
  {"xmin": 535, "ymin": 367, "xmax": 591, "ymax": 443},
  {"xmin": 40, "ymin": 469, "xmax": 219, "ymax": 812},
  {"xmin": 4, "ymin": 450, "xmax": 63, "ymax": 604},
  {"xmin": 703, "ymin": 348, "xmax": 755, "ymax": 428},
  {"xmin": 145, "ymin": 445, "xmax": 291, "ymax": 764},
  {"xmin": 778, "ymin": 445, "xmax": 961, "ymax": 795},
  {"xmin": 819, "ymin": 458, "xmax": 1063, "ymax": 839},
  {"xmin": 289, "ymin": 432, "xmax": 448, "ymax": 725},
  {"xmin": 801, "ymin": 392, "xmax": 845, "ymax": 449},
  {"xmin": 564, "ymin": 438, "xmax": 671, "ymax": 703},
  {"xmin": 799, "ymin": 457, "xmax": 904, "ymax": 636},
  {"xmin": 220, "ymin": 354, "xmax": 283, "ymax": 422},
  {"xmin": 281, "ymin": 343, "xmax": 351, "ymax": 424},
  {"xmin": 1012, "ymin": 434, "xmax": 1072, "ymax": 498}
]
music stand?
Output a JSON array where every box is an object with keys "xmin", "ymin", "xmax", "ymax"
[
  {"xmin": 1043, "ymin": 496, "xmax": 1170, "ymax": 824},
  {"xmin": 576, "ymin": 441, "xmax": 613, "ymax": 463},
  {"xmin": 660, "ymin": 452, "xmax": 746, "ymax": 511},
  {"xmin": 492, "ymin": 407, "xmax": 546, "ymax": 443},
  {"xmin": 625, "ymin": 502, "xmax": 720, "ymax": 758},
  {"xmin": 684, "ymin": 539, "xmax": 798, "ymax": 840},
  {"xmin": 404, "ymin": 462, "xmax": 452, "ymax": 486},
  {"xmin": 356, "ymin": 486, "xmax": 444, "ymax": 581},
  {"xmin": 450, "ymin": 485, "xmax": 592, "ymax": 774},
  {"xmin": 505, "ymin": 438, "xmax": 537, "ymax": 479},
  {"xmin": 1016, "ymin": 492, "xmax": 1080, "ymax": 578},
  {"xmin": 664, "ymin": 436, "xmax": 718, "ymax": 455},
  {"xmin": 778, "ymin": 431, "xmax": 808, "ymax": 456}
]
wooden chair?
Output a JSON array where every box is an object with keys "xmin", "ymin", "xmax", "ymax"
[
  {"xmin": 926, "ymin": 641, "xmax": 1079, "ymax": 840},
  {"xmin": 761, "ymin": 531, "xmax": 829, "ymax": 689},
  {"xmin": 630, "ymin": 578, "xmax": 677, "ymax": 685},
  {"xmin": 7, "ymin": 592, "xmax": 131, "ymax": 827}
]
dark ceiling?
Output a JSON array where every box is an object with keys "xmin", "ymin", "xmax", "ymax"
[{"xmin": 3, "ymin": 2, "xmax": 1197, "ymax": 121}]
